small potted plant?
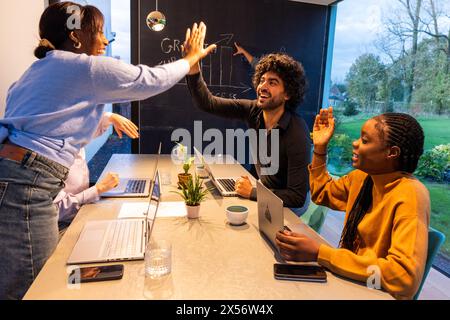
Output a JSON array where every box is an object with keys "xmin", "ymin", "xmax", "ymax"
[
  {"xmin": 173, "ymin": 175, "xmax": 209, "ymax": 219},
  {"xmin": 178, "ymin": 156, "xmax": 195, "ymax": 189},
  {"xmin": 173, "ymin": 143, "xmax": 195, "ymax": 189}
]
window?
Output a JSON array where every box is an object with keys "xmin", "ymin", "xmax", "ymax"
[
  {"xmin": 328, "ymin": 0, "xmax": 450, "ymax": 277},
  {"xmin": 86, "ymin": 0, "xmax": 132, "ymax": 182}
]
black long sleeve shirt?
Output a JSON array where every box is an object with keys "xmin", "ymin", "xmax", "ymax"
[{"xmin": 186, "ymin": 72, "xmax": 311, "ymax": 208}]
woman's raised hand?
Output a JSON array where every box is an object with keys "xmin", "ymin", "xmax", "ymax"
[
  {"xmin": 312, "ymin": 107, "xmax": 335, "ymax": 148},
  {"xmin": 182, "ymin": 22, "xmax": 216, "ymax": 72}
]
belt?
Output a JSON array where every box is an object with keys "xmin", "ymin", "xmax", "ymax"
[{"xmin": 0, "ymin": 141, "xmax": 35, "ymax": 163}]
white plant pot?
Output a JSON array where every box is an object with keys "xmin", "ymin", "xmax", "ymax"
[{"xmin": 186, "ymin": 205, "xmax": 200, "ymax": 219}]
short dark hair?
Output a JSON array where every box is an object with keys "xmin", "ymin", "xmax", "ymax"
[
  {"xmin": 252, "ymin": 53, "xmax": 307, "ymax": 112},
  {"xmin": 34, "ymin": 1, "xmax": 104, "ymax": 59}
]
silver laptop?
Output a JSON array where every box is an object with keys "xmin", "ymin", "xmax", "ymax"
[
  {"xmin": 257, "ymin": 180, "xmax": 287, "ymax": 251},
  {"xmin": 194, "ymin": 147, "xmax": 239, "ymax": 197},
  {"xmin": 102, "ymin": 143, "xmax": 162, "ymax": 198},
  {"xmin": 67, "ymin": 171, "xmax": 161, "ymax": 265}
]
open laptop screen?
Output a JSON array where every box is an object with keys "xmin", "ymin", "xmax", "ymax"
[
  {"xmin": 152, "ymin": 171, "xmax": 161, "ymax": 202},
  {"xmin": 145, "ymin": 170, "xmax": 161, "ymax": 243},
  {"xmin": 257, "ymin": 180, "xmax": 284, "ymax": 250},
  {"xmin": 143, "ymin": 171, "xmax": 160, "ymax": 220}
]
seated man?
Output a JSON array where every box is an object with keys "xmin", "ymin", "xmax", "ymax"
[
  {"xmin": 55, "ymin": 112, "xmax": 139, "ymax": 232},
  {"xmin": 186, "ymin": 53, "xmax": 311, "ymax": 211}
]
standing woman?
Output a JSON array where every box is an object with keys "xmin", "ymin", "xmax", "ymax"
[
  {"xmin": 276, "ymin": 107, "xmax": 430, "ymax": 300},
  {"xmin": 0, "ymin": 1, "xmax": 215, "ymax": 299}
]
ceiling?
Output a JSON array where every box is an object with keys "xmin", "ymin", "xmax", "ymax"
[{"xmin": 289, "ymin": 0, "xmax": 342, "ymax": 5}]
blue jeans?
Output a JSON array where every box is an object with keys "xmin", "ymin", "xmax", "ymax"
[{"xmin": 0, "ymin": 152, "xmax": 68, "ymax": 300}]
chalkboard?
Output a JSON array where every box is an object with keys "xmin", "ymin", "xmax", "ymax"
[{"xmin": 131, "ymin": 0, "xmax": 332, "ymax": 155}]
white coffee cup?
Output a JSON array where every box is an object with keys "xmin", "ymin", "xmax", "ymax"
[{"xmin": 226, "ymin": 205, "xmax": 249, "ymax": 225}]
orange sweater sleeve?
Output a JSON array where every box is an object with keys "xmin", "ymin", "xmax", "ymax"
[
  {"xmin": 317, "ymin": 182, "xmax": 430, "ymax": 300},
  {"xmin": 308, "ymin": 163, "xmax": 354, "ymax": 212}
]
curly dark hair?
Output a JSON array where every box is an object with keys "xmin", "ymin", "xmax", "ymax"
[{"xmin": 252, "ymin": 53, "xmax": 307, "ymax": 112}]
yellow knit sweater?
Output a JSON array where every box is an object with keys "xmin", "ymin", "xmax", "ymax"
[{"xmin": 310, "ymin": 164, "xmax": 430, "ymax": 300}]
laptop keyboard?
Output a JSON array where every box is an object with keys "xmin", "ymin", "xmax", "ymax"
[
  {"xmin": 217, "ymin": 178, "xmax": 236, "ymax": 192},
  {"xmin": 100, "ymin": 220, "xmax": 143, "ymax": 258},
  {"xmin": 125, "ymin": 180, "xmax": 146, "ymax": 194}
]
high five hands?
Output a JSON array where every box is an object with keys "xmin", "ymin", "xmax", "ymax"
[{"xmin": 182, "ymin": 22, "xmax": 217, "ymax": 73}]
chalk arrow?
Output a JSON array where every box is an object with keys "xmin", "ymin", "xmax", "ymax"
[{"xmin": 213, "ymin": 33, "xmax": 234, "ymax": 46}]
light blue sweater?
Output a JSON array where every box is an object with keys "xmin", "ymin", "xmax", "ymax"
[{"xmin": 0, "ymin": 50, "xmax": 189, "ymax": 167}]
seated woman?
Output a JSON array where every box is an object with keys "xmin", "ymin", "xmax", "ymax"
[
  {"xmin": 276, "ymin": 107, "xmax": 429, "ymax": 300},
  {"xmin": 55, "ymin": 112, "xmax": 138, "ymax": 233}
]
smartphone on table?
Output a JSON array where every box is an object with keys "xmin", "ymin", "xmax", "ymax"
[
  {"xmin": 274, "ymin": 263, "xmax": 327, "ymax": 283},
  {"xmin": 69, "ymin": 264, "xmax": 124, "ymax": 283}
]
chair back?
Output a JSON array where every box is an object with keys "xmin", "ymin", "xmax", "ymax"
[
  {"xmin": 300, "ymin": 202, "xmax": 329, "ymax": 233},
  {"xmin": 414, "ymin": 227, "xmax": 446, "ymax": 300}
]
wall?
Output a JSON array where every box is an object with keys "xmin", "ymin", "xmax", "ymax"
[
  {"xmin": 132, "ymin": 0, "xmax": 333, "ymax": 155},
  {"xmin": 0, "ymin": 0, "xmax": 46, "ymax": 117}
]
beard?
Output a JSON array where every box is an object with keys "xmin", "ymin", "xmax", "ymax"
[{"xmin": 257, "ymin": 94, "xmax": 286, "ymax": 111}]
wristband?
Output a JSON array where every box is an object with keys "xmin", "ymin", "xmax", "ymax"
[{"xmin": 313, "ymin": 150, "xmax": 327, "ymax": 157}]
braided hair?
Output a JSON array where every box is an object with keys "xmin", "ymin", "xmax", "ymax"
[
  {"xmin": 376, "ymin": 113, "xmax": 425, "ymax": 173},
  {"xmin": 339, "ymin": 176, "xmax": 373, "ymax": 251},
  {"xmin": 339, "ymin": 113, "xmax": 425, "ymax": 252}
]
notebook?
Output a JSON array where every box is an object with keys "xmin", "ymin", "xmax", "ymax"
[
  {"xmin": 193, "ymin": 147, "xmax": 239, "ymax": 197},
  {"xmin": 257, "ymin": 180, "xmax": 331, "ymax": 262},
  {"xmin": 101, "ymin": 143, "xmax": 162, "ymax": 198},
  {"xmin": 257, "ymin": 180, "xmax": 286, "ymax": 250},
  {"xmin": 67, "ymin": 170, "xmax": 161, "ymax": 265}
]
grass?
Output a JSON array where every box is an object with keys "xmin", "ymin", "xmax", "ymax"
[
  {"xmin": 333, "ymin": 114, "xmax": 450, "ymax": 257},
  {"xmin": 425, "ymin": 182, "xmax": 450, "ymax": 256},
  {"xmin": 335, "ymin": 116, "xmax": 450, "ymax": 151}
]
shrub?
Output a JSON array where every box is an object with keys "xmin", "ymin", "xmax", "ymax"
[
  {"xmin": 328, "ymin": 133, "xmax": 354, "ymax": 175},
  {"xmin": 416, "ymin": 144, "xmax": 450, "ymax": 182},
  {"xmin": 343, "ymin": 100, "xmax": 359, "ymax": 116}
]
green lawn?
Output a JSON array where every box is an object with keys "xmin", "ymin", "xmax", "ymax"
[
  {"xmin": 334, "ymin": 116, "xmax": 450, "ymax": 257},
  {"xmin": 335, "ymin": 117, "xmax": 450, "ymax": 151},
  {"xmin": 425, "ymin": 182, "xmax": 450, "ymax": 256}
]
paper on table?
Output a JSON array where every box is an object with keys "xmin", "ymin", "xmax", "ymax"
[
  {"xmin": 118, "ymin": 202, "xmax": 150, "ymax": 219},
  {"xmin": 117, "ymin": 201, "xmax": 187, "ymax": 219},
  {"xmin": 157, "ymin": 201, "xmax": 187, "ymax": 217}
]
